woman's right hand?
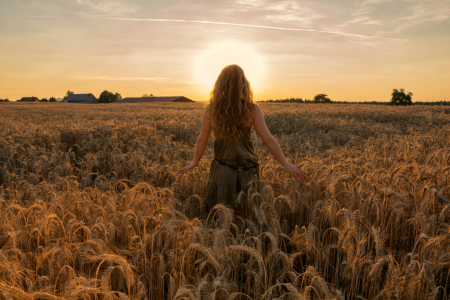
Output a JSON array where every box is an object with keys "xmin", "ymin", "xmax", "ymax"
[
  {"xmin": 181, "ymin": 161, "xmax": 198, "ymax": 173},
  {"xmin": 284, "ymin": 163, "xmax": 308, "ymax": 179}
]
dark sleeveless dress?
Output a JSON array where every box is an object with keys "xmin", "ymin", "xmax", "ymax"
[{"xmin": 204, "ymin": 126, "xmax": 259, "ymax": 210}]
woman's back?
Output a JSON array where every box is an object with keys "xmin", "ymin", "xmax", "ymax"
[
  {"xmin": 213, "ymin": 125, "xmax": 258, "ymax": 168},
  {"xmin": 205, "ymin": 124, "xmax": 259, "ymax": 212}
]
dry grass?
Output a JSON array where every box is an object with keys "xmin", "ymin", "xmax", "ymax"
[{"xmin": 0, "ymin": 102, "xmax": 449, "ymax": 299}]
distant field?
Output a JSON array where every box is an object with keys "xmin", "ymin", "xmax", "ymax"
[{"xmin": 1, "ymin": 102, "xmax": 449, "ymax": 299}]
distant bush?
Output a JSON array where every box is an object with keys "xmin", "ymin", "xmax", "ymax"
[
  {"xmin": 99, "ymin": 90, "xmax": 122, "ymax": 103},
  {"xmin": 0, "ymin": 98, "xmax": 9, "ymax": 102},
  {"xmin": 390, "ymin": 88, "xmax": 413, "ymax": 106},
  {"xmin": 40, "ymin": 98, "xmax": 48, "ymax": 102},
  {"xmin": 49, "ymin": 97, "xmax": 57, "ymax": 102},
  {"xmin": 314, "ymin": 94, "xmax": 332, "ymax": 103}
]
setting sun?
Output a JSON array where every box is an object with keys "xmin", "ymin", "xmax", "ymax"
[{"xmin": 194, "ymin": 41, "xmax": 265, "ymax": 93}]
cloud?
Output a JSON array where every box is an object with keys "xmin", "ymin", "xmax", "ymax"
[
  {"xmin": 12, "ymin": 0, "xmax": 139, "ymax": 16},
  {"xmin": 233, "ymin": 0, "xmax": 261, "ymax": 8},
  {"xmin": 265, "ymin": 13, "xmax": 314, "ymax": 26},
  {"xmin": 72, "ymin": 0, "xmax": 138, "ymax": 14},
  {"xmin": 265, "ymin": 2, "xmax": 323, "ymax": 27},
  {"xmin": 229, "ymin": 0, "xmax": 323, "ymax": 27},
  {"xmin": 349, "ymin": 0, "xmax": 450, "ymax": 34},
  {"xmin": 393, "ymin": 1, "xmax": 450, "ymax": 32}
]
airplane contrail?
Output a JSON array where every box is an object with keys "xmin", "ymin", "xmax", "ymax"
[
  {"xmin": 103, "ymin": 17, "xmax": 407, "ymax": 41},
  {"xmin": 80, "ymin": 76, "xmax": 169, "ymax": 81}
]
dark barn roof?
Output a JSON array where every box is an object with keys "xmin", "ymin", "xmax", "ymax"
[
  {"xmin": 115, "ymin": 96, "xmax": 194, "ymax": 103},
  {"xmin": 64, "ymin": 93, "xmax": 98, "ymax": 103},
  {"xmin": 20, "ymin": 97, "xmax": 38, "ymax": 102}
]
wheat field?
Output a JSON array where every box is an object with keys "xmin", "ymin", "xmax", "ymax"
[{"xmin": 0, "ymin": 102, "xmax": 449, "ymax": 300}]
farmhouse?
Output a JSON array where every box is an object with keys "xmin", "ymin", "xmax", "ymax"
[
  {"xmin": 115, "ymin": 96, "xmax": 194, "ymax": 103},
  {"xmin": 63, "ymin": 93, "xmax": 98, "ymax": 104},
  {"xmin": 20, "ymin": 97, "xmax": 39, "ymax": 102}
]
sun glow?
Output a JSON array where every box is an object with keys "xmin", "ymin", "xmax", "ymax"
[{"xmin": 194, "ymin": 41, "xmax": 265, "ymax": 95}]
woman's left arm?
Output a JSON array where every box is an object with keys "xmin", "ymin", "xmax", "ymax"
[{"xmin": 181, "ymin": 106, "xmax": 212, "ymax": 173}]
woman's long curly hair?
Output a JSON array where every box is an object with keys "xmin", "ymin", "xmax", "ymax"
[{"xmin": 209, "ymin": 64, "xmax": 255, "ymax": 140}]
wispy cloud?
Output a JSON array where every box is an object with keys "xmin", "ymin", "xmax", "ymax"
[
  {"xmin": 102, "ymin": 17, "xmax": 407, "ymax": 41},
  {"xmin": 349, "ymin": 0, "xmax": 450, "ymax": 34},
  {"xmin": 233, "ymin": 0, "xmax": 261, "ymax": 8},
  {"xmin": 72, "ymin": 0, "xmax": 138, "ymax": 14},
  {"xmin": 230, "ymin": 0, "xmax": 323, "ymax": 27},
  {"xmin": 393, "ymin": 1, "xmax": 450, "ymax": 32},
  {"xmin": 267, "ymin": 1, "xmax": 322, "ymax": 25},
  {"xmin": 12, "ymin": 0, "xmax": 138, "ymax": 16}
]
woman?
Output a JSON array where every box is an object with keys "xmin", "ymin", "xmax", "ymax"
[{"xmin": 181, "ymin": 64, "xmax": 307, "ymax": 232}]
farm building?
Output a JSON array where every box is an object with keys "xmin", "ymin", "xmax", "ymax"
[
  {"xmin": 20, "ymin": 97, "xmax": 39, "ymax": 102},
  {"xmin": 115, "ymin": 96, "xmax": 194, "ymax": 103},
  {"xmin": 62, "ymin": 93, "xmax": 98, "ymax": 104}
]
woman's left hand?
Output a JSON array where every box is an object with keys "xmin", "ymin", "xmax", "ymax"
[{"xmin": 181, "ymin": 161, "xmax": 198, "ymax": 173}]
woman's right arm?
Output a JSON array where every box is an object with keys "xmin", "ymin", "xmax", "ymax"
[
  {"xmin": 253, "ymin": 104, "xmax": 307, "ymax": 179},
  {"xmin": 180, "ymin": 105, "xmax": 212, "ymax": 173}
]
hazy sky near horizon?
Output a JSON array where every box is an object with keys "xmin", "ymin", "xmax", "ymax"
[{"xmin": 1, "ymin": 0, "xmax": 449, "ymax": 101}]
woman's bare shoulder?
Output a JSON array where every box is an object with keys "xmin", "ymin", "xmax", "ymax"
[
  {"xmin": 248, "ymin": 103, "xmax": 261, "ymax": 126},
  {"xmin": 252, "ymin": 103, "xmax": 263, "ymax": 117},
  {"xmin": 204, "ymin": 104, "xmax": 211, "ymax": 117}
]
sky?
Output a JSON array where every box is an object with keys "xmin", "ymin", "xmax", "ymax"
[{"xmin": 0, "ymin": 0, "xmax": 449, "ymax": 102}]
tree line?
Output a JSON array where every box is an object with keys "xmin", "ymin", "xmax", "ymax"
[
  {"xmin": 264, "ymin": 94, "xmax": 332, "ymax": 103},
  {"xmin": 4, "ymin": 88, "xmax": 448, "ymax": 106},
  {"xmin": 261, "ymin": 89, "xmax": 448, "ymax": 106}
]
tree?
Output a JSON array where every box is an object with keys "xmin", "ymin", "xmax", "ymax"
[
  {"xmin": 63, "ymin": 90, "xmax": 74, "ymax": 100},
  {"xmin": 0, "ymin": 98, "xmax": 9, "ymax": 102},
  {"xmin": 40, "ymin": 98, "xmax": 48, "ymax": 102},
  {"xmin": 99, "ymin": 90, "xmax": 122, "ymax": 103},
  {"xmin": 49, "ymin": 97, "xmax": 57, "ymax": 102},
  {"xmin": 390, "ymin": 88, "xmax": 413, "ymax": 106},
  {"xmin": 314, "ymin": 94, "xmax": 332, "ymax": 103},
  {"xmin": 142, "ymin": 93, "xmax": 154, "ymax": 97}
]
